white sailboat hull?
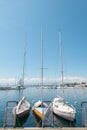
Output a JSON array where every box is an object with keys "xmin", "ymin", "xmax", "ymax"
[
  {"xmin": 53, "ymin": 107, "xmax": 75, "ymax": 121},
  {"xmin": 14, "ymin": 96, "xmax": 30, "ymax": 118},
  {"xmin": 16, "ymin": 109, "xmax": 29, "ymax": 117},
  {"xmin": 52, "ymin": 98, "xmax": 76, "ymax": 121}
]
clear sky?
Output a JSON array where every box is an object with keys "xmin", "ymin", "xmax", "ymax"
[{"xmin": 0, "ymin": 0, "xmax": 87, "ymax": 84}]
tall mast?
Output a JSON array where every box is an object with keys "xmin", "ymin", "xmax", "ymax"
[
  {"xmin": 41, "ymin": 27, "xmax": 43, "ymax": 95},
  {"xmin": 59, "ymin": 32, "xmax": 64, "ymax": 95},
  {"xmin": 22, "ymin": 35, "xmax": 27, "ymax": 94},
  {"xmin": 41, "ymin": 26, "xmax": 44, "ymax": 127}
]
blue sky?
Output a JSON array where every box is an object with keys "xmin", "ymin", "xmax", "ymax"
[{"xmin": 0, "ymin": 0, "xmax": 87, "ymax": 84}]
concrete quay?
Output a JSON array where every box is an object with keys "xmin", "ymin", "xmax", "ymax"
[{"xmin": 0, "ymin": 128, "xmax": 87, "ymax": 130}]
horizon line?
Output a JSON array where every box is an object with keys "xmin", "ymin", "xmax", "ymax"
[{"xmin": 0, "ymin": 76, "xmax": 86, "ymax": 84}]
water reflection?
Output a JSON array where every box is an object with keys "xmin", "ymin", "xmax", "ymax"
[
  {"xmin": 33, "ymin": 111, "xmax": 75, "ymax": 127},
  {"xmin": 53, "ymin": 114, "xmax": 75, "ymax": 127},
  {"xmin": 16, "ymin": 112, "xmax": 30, "ymax": 127},
  {"xmin": 32, "ymin": 112, "xmax": 42, "ymax": 127}
]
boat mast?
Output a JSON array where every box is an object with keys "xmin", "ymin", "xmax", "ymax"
[
  {"xmin": 22, "ymin": 35, "xmax": 27, "ymax": 95},
  {"xmin": 59, "ymin": 32, "xmax": 64, "ymax": 95},
  {"xmin": 41, "ymin": 26, "xmax": 44, "ymax": 127}
]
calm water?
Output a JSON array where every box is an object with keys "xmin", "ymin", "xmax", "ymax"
[{"xmin": 0, "ymin": 86, "xmax": 87, "ymax": 127}]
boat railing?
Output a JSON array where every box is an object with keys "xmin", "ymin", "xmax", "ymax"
[
  {"xmin": 3, "ymin": 101, "xmax": 18, "ymax": 128},
  {"xmin": 81, "ymin": 101, "xmax": 87, "ymax": 127},
  {"xmin": 71, "ymin": 104, "xmax": 76, "ymax": 111},
  {"xmin": 42, "ymin": 101, "xmax": 54, "ymax": 127}
]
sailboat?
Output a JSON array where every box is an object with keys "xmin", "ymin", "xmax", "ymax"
[
  {"xmin": 52, "ymin": 32, "xmax": 76, "ymax": 121},
  {"xmin": 13, "ymin": 39, "xmax": 30, "ymax": 118},
  {"xmin": 14, "ymin": 96, "xmax": 30, "ymax": 118},
  {"xmin": 32, "ymin": 28, "xmax": 51, "ymax": 127},
  {"xmin": 16, "ymin": 78, "xmax": 26, "ymax": 89}
]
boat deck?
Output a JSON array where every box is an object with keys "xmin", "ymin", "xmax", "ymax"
[
  {"xmin": 35, "ymin": 107, "xmax": 48, "ymax": 113},
  {"xmin": 33, "ymin": 107, "xmax": 48, "ymax": 119}
]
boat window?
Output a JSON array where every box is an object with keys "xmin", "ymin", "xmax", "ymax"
[
  {"xmin": 58, "ymin": 99, "xmax": 64, "ymax": 103},
  {"xmin": 55, "ymin": 105, "xmax": 58, "ymax": 107}
]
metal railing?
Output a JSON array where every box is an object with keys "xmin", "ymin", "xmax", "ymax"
[
  {"xmin": 81, "ymin": 101, "xmax": 87, "ymax": 127},
  {"xmin": 3, "ymin": 101, "xmax": 18, "ymax": 128}
]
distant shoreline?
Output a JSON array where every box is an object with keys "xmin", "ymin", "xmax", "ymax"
[
  {"xmin": 0, "ymin": 83, "xmax": 87, "ymax": 90},
  {"xmin": 0, "ymin": 87, "xmax": 18, "ymax": 90}
]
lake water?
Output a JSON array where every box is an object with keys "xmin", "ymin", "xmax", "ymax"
[{"xmin": 0, "ymin": 86, "xmax": 87, "ymax": 127}]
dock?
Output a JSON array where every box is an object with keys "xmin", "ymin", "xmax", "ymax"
[{"xmin": 0, "ymin": 128, "xmax": 87, "ymax": 130}]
